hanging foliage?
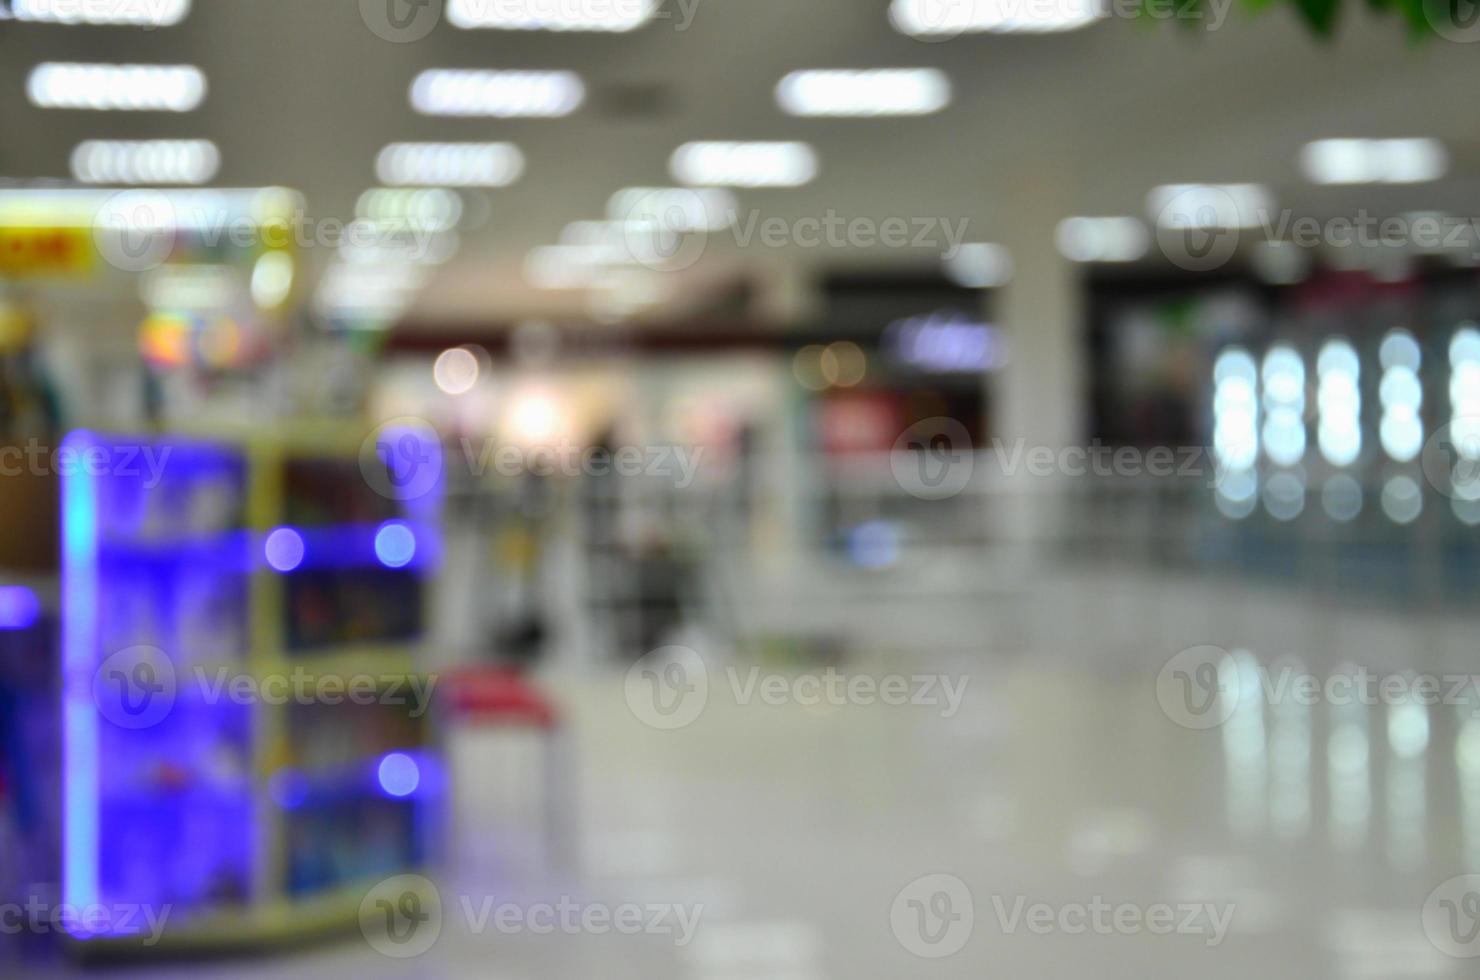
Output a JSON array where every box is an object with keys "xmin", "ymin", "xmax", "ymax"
[{"xmin": 1137, "ymin": 0, "xmax": 1480, "ymax": 37}]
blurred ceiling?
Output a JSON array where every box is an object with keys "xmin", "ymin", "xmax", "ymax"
[{"xmin": 0, "ymin": 1, "xmax": 1476, "ymax": 324}]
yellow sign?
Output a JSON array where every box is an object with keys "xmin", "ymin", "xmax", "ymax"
[{"xmin": 0, "ymin": 227, "xmax": 93, "ymax": 278}]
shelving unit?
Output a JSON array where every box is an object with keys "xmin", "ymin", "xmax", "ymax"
[{"xmin": 60, "ymin": 423, "xmax": 443, "ymax": 955}]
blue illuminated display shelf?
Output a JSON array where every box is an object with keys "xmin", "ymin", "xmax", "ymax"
[{"xmin": 61, "ymin": 423, "xmax": 444, "ymax": 954}]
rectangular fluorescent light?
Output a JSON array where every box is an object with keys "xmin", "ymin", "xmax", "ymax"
[
  {"xmin": 887, "ymin": 312, "xmax": 1002, "ymax": 371},
  {"xmin": 376, "ymin": 143, "xmax": 524, "ymax": 187},
  {"xmin": 944, "ymin": 242, "xmax": 1013, "ymax": 287},
  {"xmin": 12, "ymin": 0, "xmax": 189, "ymax": 25},
  {"xmin": 71, "ymin": 139, "xmax": 219, "ymax": 185},
  {"xmin": 316, "ymin": 261, "xmax": 428, "ymax": 319},
  {"xmin": 28, "ymin": 63, "xmax": 205, "ymax": 111},
  {"xmin": 525, "ymin": 244, "xmax": 609, "ymax": 288},
  {"xmin": 356, "ymin": 188, "xmax": 463, "ymax": 232},
  {"xmin": 776, "ymin": 69, "xmax": 950, "ymax": 117},
  {"xmin": 447, "ymin": 0, "xmax": 654, "ymax": 31},
  {"xmin": 139, "ymin": 264, "xmax": 237, "ymax": 310},
  {"xmin": 890, "ymin": 0, "xmax": 1102, "ymax": 35},
  {"xmin": 411, "ymin": 69, "xmax": 583, "ymax": 117},
  {"xmin": 670, "ymin": 142, "xmax": 817, "ymax": 187},
  {"xmin": 1300, "ymin": 138, "xmax": 1447, "ymax": 184},
  {"xmin": 606, "ymin": 187, "xmax": 737, "ymax": 232},
  {"xmin": 557, "ymin": 220, "xmax": 635, "ymax": 265},
  {"xmin": 1148, "ymin": 183, "xmax": 1272, "ymax": 229},
  {"xmin": 1055, "ymin": 217, "xmax": 1149, "ymax": 262}
]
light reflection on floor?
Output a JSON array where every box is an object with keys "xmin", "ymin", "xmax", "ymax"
[{"xmin": 25, "ymin": 653, "xmax": 1480, "ymax": 979}]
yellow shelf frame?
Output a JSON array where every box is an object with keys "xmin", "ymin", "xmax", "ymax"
[{"xmin": 74, "ymin": 422, "xmax": 439, "ymax": 959}]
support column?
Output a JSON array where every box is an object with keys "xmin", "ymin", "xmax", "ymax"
[{"xmin": 989, "ymin": 168, "xmax": 1086, "ymax": 558}]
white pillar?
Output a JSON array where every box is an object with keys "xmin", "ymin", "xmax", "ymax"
[{"xmin": 990, "ymin": 168, "xmax": 1085, "ymax": 556}]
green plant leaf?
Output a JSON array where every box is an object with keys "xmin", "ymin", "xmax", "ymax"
[{"xmin": 1290, "ymin": 0, "xmax": 1343, "ymax": 32}]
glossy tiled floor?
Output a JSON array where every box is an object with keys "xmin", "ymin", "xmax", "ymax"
[{"xmin": 29, "ymin": 644, "xmax": 1480, "ymax": 978}]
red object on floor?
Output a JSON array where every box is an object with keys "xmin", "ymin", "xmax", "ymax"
[{"xmin": 442, "ymin": 667, "xmax": 558, "ymax": 729}]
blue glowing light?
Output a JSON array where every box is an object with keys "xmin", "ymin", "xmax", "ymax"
[
  {"xmin": 846, "ymin": 519, "xmax": 901, "ymax": 569},
  {"xmin": 0, "ymin": 585, "xmax": 41, "ymax": 630},
  {"xmin": 377, "ymin": 752, "xmax": 421, "ymax": 798},
  {"xmin": 885, "ymin": 311, "xmax": 1002, "ymax": 373},
  {"xmin": 374, "ymin": 521, "xmax": 417, "ymax": 569},
  {"xmin": 61, "ymin": 431, "xmax": 101, "ymax": 919},
  {"xmin": 269, "ymin": 769, "xmax": 309, "ymax": 809},
  {"xmin": 264, "ymin": 527, "xmax": 305, "ymax": 572}
]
